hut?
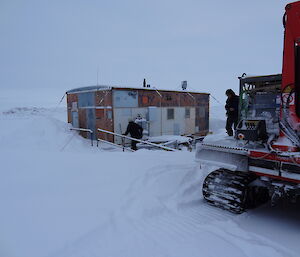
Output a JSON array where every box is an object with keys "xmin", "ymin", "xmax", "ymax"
[{"xmin": 66, "ymin": 85, "xmax": 209, "ymax": 143}]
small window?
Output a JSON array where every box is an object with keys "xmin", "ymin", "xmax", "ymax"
[
  {"xmin": 106, "ymin": 110, "xmax": 112, "ymax": 119},
  {"xmin": 166, "ymin": 95, "xmax": 172, "ymax": 101},
  {"xmin": 167, "ymin": 108, "xmax": 174, "ymax": 120},
  {"xmin": 185, "ymin": 108, "xmax": 190, "ymax": 118},
  {"xmin": 72, "ymin": 102, "xmax": 78, "ymax": 109}
]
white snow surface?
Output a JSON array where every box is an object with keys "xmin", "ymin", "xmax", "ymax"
[
  {"xmin": 0, "ymin": 96, "xmax": 300, "ymax": 257},
  {"xmin": 148, "ymin": 135, "xmax": 192, "ymax": 144}
]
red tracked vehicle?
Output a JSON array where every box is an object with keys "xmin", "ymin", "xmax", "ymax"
[{"xmin": 197, "ymin": 1, "xmax": 300, "ymax": 213}]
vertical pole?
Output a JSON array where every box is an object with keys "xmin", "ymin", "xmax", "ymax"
[
  {"xmin": 121, "ymin": 137, "xmax": 125, "ymax": 152},
  {"xmin": 160, "ymin": 99, "xmax": 162, "ymax": 136},
  {"xmin": 97, "ymin": 65, "xmax": 99, "ymax": 86}
]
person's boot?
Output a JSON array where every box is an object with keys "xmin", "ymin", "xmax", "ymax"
[{"xmin": 227, "ymin": 129, "xmax": 233, "ymax": 136}]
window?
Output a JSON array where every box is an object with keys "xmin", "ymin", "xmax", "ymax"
[
  {"xmin": 167, "ymin": 108, "xmax": 174, "ymax": 120},
  {"xmin": 71, "ymin": 102, "xmax": 78, "ymax": 111},
  {"xmin": 106, "ymin": 110, "xmax": 112, "ymax": 119},
  {"xmin": 185, "ymin": 108, "xmax": 190, "ymax": 118}
]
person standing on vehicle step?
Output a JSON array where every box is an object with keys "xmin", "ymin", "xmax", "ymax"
[
  {"xmin": 123, "ymin": 119, "xmax": 143, "ymax": 150},
  {"xmin": 225, "ymin": 89, "xmax": 239, "ymax": 136}
]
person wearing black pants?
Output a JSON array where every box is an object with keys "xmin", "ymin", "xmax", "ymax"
[
  {"xmin": 225, "ymin": 89, "xmax": 239, "ymax": 136},
  {"xmin": 124, "ymin": 119, "xmax": 143, "ymax": 150}
]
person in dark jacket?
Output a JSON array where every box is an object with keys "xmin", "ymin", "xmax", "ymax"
[
  {"xmin": 225, "ymin": 89, "xmax": 239, "ymax": 136},
  {"xmin": 124, "ymin": 119, "xmax": 143, "ymax": 150}
]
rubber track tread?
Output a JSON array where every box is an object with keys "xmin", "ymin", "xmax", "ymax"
[{"xmin": 202, "ymin": 168, "xmax": 255, "ymax": 214}]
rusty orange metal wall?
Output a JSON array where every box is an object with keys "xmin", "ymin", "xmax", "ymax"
[
  {"xmin": 95, "ymin": 109, "xmax": 114, "ymax": 142},
  {"xmin": 94, "ymin": 90, "xmax": 114, "ymax": 141},
  {"xmin": 135, "ymin": 89, "xmax": 208, "ymax": 108},
  {"xmin": 66, "ymin": 91, "xmax": 114, "ymax": 140},
  {"xmin": 95, "ymin": 90, "xmax": 112, "ymax": 106}
]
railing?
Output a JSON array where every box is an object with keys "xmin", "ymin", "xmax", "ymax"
[
  {"xmin": 97, "ymin": 138, "xmax": 135, "ymax": 152},
  {"xmin": 97, "ymin": 128, "xmax": 177, "ymax": 152},
  {"xmin": 70, "ymin": 128, "xmax": 94, "ymax": 146}
]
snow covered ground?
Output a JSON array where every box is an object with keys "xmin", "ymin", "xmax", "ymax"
[{"xmin": 0, "ymin": 93, "xmax": 300, "ymax": 257}]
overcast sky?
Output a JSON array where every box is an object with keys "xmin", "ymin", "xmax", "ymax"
[{"xmin": 0, "ymin": 0, "xmax": 292, "ymax": 105}]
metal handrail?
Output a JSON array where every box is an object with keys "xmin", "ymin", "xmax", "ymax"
[
  {"xmin": 70, "ymin": 128, "xmax": 94, "ymax": 146},
  {"xmin": 97, "ymin": 128, "xmax": 177, "ymax": 151},
  {"xmin": 97, "ymin": 138, "xmax": 135, "ymax": 152}
]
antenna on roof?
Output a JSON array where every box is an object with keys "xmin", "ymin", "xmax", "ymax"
[{"xmin": 97, "ymin": 65, "xmax": 99, "ymax": 86}]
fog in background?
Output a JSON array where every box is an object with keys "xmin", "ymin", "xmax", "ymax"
[{"xmin": 0, "ymin": 0, "xmax": 292, "ymax": 106}]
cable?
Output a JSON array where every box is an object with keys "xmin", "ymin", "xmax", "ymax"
[
  {"xmin": 51, "ymin": 92, "xmax": 67, "ymax": 116},
  {"xmin": 210, "ymin": 94, "xmax": 223, "ymax": 105},
  {"xmin": 58, "ymin": 92, "xmax": 66, "ymax": 104}
]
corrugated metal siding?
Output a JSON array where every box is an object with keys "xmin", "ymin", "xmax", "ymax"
[
  {"xmin": 78, "ymin": 109, "xmax": 87, "ymax": 137},
  {"xmin": 113, "ymin": 107, "xmax": 149, "ymax": 144},
  {"xmin": 113, "ymin": 106, "xmax": 196, "ymax": 141},
  {"xmin": 137, "ymin": 90, "xmax": 210, "ymax": 107},
  {"xmin": 67, "ymin": 87, "xmax": 209, "ymax": 142},
  {"xmin": 78, "ymin": 92, "xmax": 95, "ymax": 107},
  {"xmin": 113, "ymin": 90, "xmax": 138, "ymax": 108},
  {"xmin": 195, "ymin": 94, "xmax": 209, "ymax": 135},
  {"xmin": 180, "ymin": 94, "xmax": 196, "ymax": 106},
  {"xmin": 67, "ymin": 90, "xmax": 114, "ymax": 140},
  {"xmin": 95, "ymin": 90, "xmax": 112, "ymax": 106},
  {"xmin": 96, "ymin": 109, "xmax": 114, "ymax": 142},
  {"xmin": 67, "ymin": 93, "xmax": 78, "ymax": 103},
  {"xmin": 67, "ymin": 94, "xmax": 78, "ymax": 124}
]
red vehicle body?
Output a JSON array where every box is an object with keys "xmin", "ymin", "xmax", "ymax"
[
  {"xmin": 197, "ymin": 1, "xmax": 300, "ymax": 213},
  {"xmin": 254, "ymin": 1, "xmax": 300, "ymax": 183}
]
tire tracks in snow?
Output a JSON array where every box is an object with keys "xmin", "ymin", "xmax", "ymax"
[{"xmin": 48, "ymin": 161, "xmax": 296, "ymax": 257}]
